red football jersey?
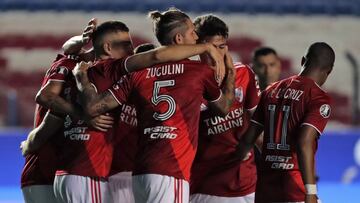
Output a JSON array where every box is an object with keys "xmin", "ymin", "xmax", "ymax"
[
  {"xmin": 191, "ymin": 63, "xmax": 260, "ymax": 197},
  {"xmin": 110, "ymin": 102, "xmax": 138, "ymax": 175},
  {"xmin": 252, "ymin": 75, "xmax": 332, "ymax": 202},
  {"xmin": 109, "ymin": 59, "xmax": 221, "ymax": 181},
  {"xmin": 21, "ymin": 54, "xmax": 78, "ymax": 188},
  {"xmin": 56, "ymin": 57, "xmax": 128, "ymax": 178}
]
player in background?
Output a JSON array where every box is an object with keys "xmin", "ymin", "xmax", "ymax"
[
  {"xmin": 19, "ymin": 19, "xmax": 115, "ymax": 203},
  {"xmin": 54, "ymin": 18, "xmax": 226, "ymax": 203},
  {"xmin": 72, "ymin": 8, "xmax": 235, "ymax": 203},
  {"xmin": 236, "ymin": 42, "xmax": 335, "ymax": 203},
  {"xmin": 252, "ymin": 47, "xmax": 282, "ymax": 91},
  {"xmin": 190, "ymin": 14, "xmax": 260, "ymax": 203},
  {"xmin": 251, "ymin": 47, "xmax": 282, "ymax": 164},
  {"xmin": 108, "ymin": 43, "xmax": 156, "ymax": 203}
]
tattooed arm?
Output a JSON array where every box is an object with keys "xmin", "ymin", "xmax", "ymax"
[
  {"xmin": 36, "ymin": 80, "xmax": 81, "ymax": 118},
  {"xmin": 208, "ymin": 50, "xmax": 235, "ymax": 115},
  {"xmin": 73, "ymin": 61, "xmax": 121, "ymax": 117}
]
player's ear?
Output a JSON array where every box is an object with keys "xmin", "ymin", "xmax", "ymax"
[
  {"xmin": 103, "ymin": 42, "xmax": 112, "ymax": 56},
  {"xmin": 174, "ymin": 33, "xmax": 183, "ymax": 45}
]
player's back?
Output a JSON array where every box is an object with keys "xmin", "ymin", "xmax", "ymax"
[
  {"xmin": 21, "ymin": 54, "xmax": 78, "ymax": 188},
  {"xmin": 57, "ymin": 57, "xmax": 129, "ymax": 178},
  {"xmin": 191, "ymin": 63, "xmax": 260, "ymax": 197},
  {"xmin": 111, "ymin": 59, "xmax": 221, "ymax": 181},
  {"xmin": 253, "ymin": 75, "xmax": 331, "ymax": 202}
]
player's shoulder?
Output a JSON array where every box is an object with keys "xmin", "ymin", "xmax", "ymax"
[
  {"xmin": 264, "ymin": 78, "xmax": 284, "ymax": 92},
  {"xmin": 234, "ymin": 62, "xmax": 252, "ymax": 71},
  {"xmin": 234, "ymin": 62, "xmax": 255, "ymax": 75},
  {"xmin": 297, "ymin": 76, "xmax": 329, "ymax": 96},
  {"xmin": 183, "ymin": 59, "xmax": 209, "ymax": 67},
  {"xmin": 92, "ymin": 57, "xmax": 123, "ymax": 72},
  {"xmin": 292, "ymin": 76, "xmax": 331, "ymax": 104},
  {"xmin": 53, "ymin": 54, "xmax": 79, "ymax": 70}
]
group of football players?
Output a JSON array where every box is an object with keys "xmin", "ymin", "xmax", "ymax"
[{"xmin": 19, "ymin": 7, "xmax": 335, "ymax": 203}]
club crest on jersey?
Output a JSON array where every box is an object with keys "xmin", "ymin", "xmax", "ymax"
[
  {"xmin": 235, "ymin": 87, "xmax": 243, "ymax": 103},
  {"xmin": 57, "ymin": 66, "xmax": 68, "ymax": 75},
  {"xmin": 200, "ymin": 103, "xmax": 208, "ymax": 111},
  {"xmin": 319, "ymin": 104, "xmax": 331, "ymax": 118}
]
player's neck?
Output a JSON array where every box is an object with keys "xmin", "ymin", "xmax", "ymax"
[{"xmin": 299, "ymin": 69, "xmax": 322, "ymax": 87}]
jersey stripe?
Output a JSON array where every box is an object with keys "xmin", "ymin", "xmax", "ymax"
[{"xmin": 97, "ymin": 178, "xmax": 102, "ymax": 203}]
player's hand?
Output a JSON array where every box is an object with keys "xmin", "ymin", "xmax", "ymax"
[
  {"xmin": 20, "ymin": 140, "xmax": 30, "ymax": 156},
  {"xmin": 206, "ymin": 43, "xmax": 226, "ymax": 84},
  {"xmin": 88, "ymin": 114, "xmax": 114, "ymax": 132},
  {"xmin": 73, "ymin": 61, "xmax": 92, "ymax": 76},
  {"xmin": 82, "ymin": 18, "xmax": 97, "ymax": 44},
  {"xmin": 305, "ymin": 194, "xmax": 318, "ymax": 203}
]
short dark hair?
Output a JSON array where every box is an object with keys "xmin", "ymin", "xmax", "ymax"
[
  {"xmin": 134, "ymin": 43, "xmax": 156, "ymax": 54},
  {"xmin": 253, "ymin": 47, "xmax": 278, "ymax": 62},
  {"xmin": 193, "ymin": 14, "xmax": 229, "ymax": 41},
  {"xmin": 92, "ymin": 21, "xmax": 129, "ymax": 55},
  {"xmin": 149, "ymin": 8, "xmax": 190, "ymax": 45},
  {"xmin": 304, "ymin": 42, "xmax": 335, "ymax": 70}
]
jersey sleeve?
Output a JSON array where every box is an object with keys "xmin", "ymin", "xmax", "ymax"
[
  {"xmin": 48, "ymin": 66, "xmax": 69, "ymax": 82},
  {"xmin": 47, "ymin": 55, "xmax": 80, "ymax": 82},
  {"xmin": 202, "ymin": 66, "xmax": 222, "ymax": 102},
  {"xmin": 250, "ymin": 91, "xmax": 266, "ymax": 127},
  {"xmin": 243, "ymin": 66, "xmax": 261, "ymax": 110},
  {"xmin": 108, "ymin": 74, "xmax": 133, "ymax": 106},
  {"xmin": 47, "ymin": 61, "xmax": 72, "ymax": 82},
  {"xmin": 301, "ymin": 93, "xmax": 332, "ymax": 135}
]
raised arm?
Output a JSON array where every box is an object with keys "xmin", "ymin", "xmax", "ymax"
[
  {"xmin": 208, "ymin": 50, "xmax": 235, "ymax": 115},
  {"xmin": 73, "ymin": 61, "xmax": 120, "ymax": 117},
  {"xmin": 20, "ymin": 112, "xmax": 63, "ymax": 156},
  {"xmin": 296, "ymin": 125, "xmax": 319, "ymax": 203},
  {"xmin": 62, "ymin": 18, "xmax": 97, "ymax": 55},
  {"xmin": 126, "ymin": 43, "xmax": 225, "ymax": 80}
]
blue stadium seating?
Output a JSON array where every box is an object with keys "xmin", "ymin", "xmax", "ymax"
[{"xmin": 0, "ymin": 0, "xmax": 359, "ymax": 15}]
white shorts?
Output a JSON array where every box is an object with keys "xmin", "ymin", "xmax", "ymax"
[
  {"xmin": 108, "ymin": 171, "xmax": 135, "ymax": 203},
  {"xmin": 54, "ymin": 174, "xmax": 111, "ymax": 203},
  {"xmin": 132, "ymin": 174, "xmax": 189, "ymax": 203},
  {"xmin": 22, "ymin": 185, "xmax": 57, "ymax": 203},
  {"xmin": 190, "ymin": 192, "xmax": 255, "ymax": 203}
]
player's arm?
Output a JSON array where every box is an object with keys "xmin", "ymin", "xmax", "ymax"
[
  {"xmin": 236, "ymin": 121, "xmax": 264, "ymax": 160},
  {"xmin": 296, "ymin": 125, "xmax": 319, "ymax": 203},
  {"xmin": 20, "ymin": 112, "xmax": 63, "ymax": 156},
  {"xmin": 247, "ymin": 108, "xmax": 264, "ymax": 152},
  {"xmin": 208, "ymin": 50, "xmax": 235, "ymax": 115},
  {"xmin": 73, "ymin": 61, "xmax": 121, "ymax": 117},
  {"xmin": 36, "ymin": 75, "xmax": 114, "ymax": 131},
  {"xmin": 126, "ymin": 43, "xmax": 225, "ymax": 80},
  {"xmin": 35, "ymin": 81, "xmax": 81, "ymax": 118},
  {"xmin": 62, "ymin": 18, "xmax": 97, "ymax": 55}
]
